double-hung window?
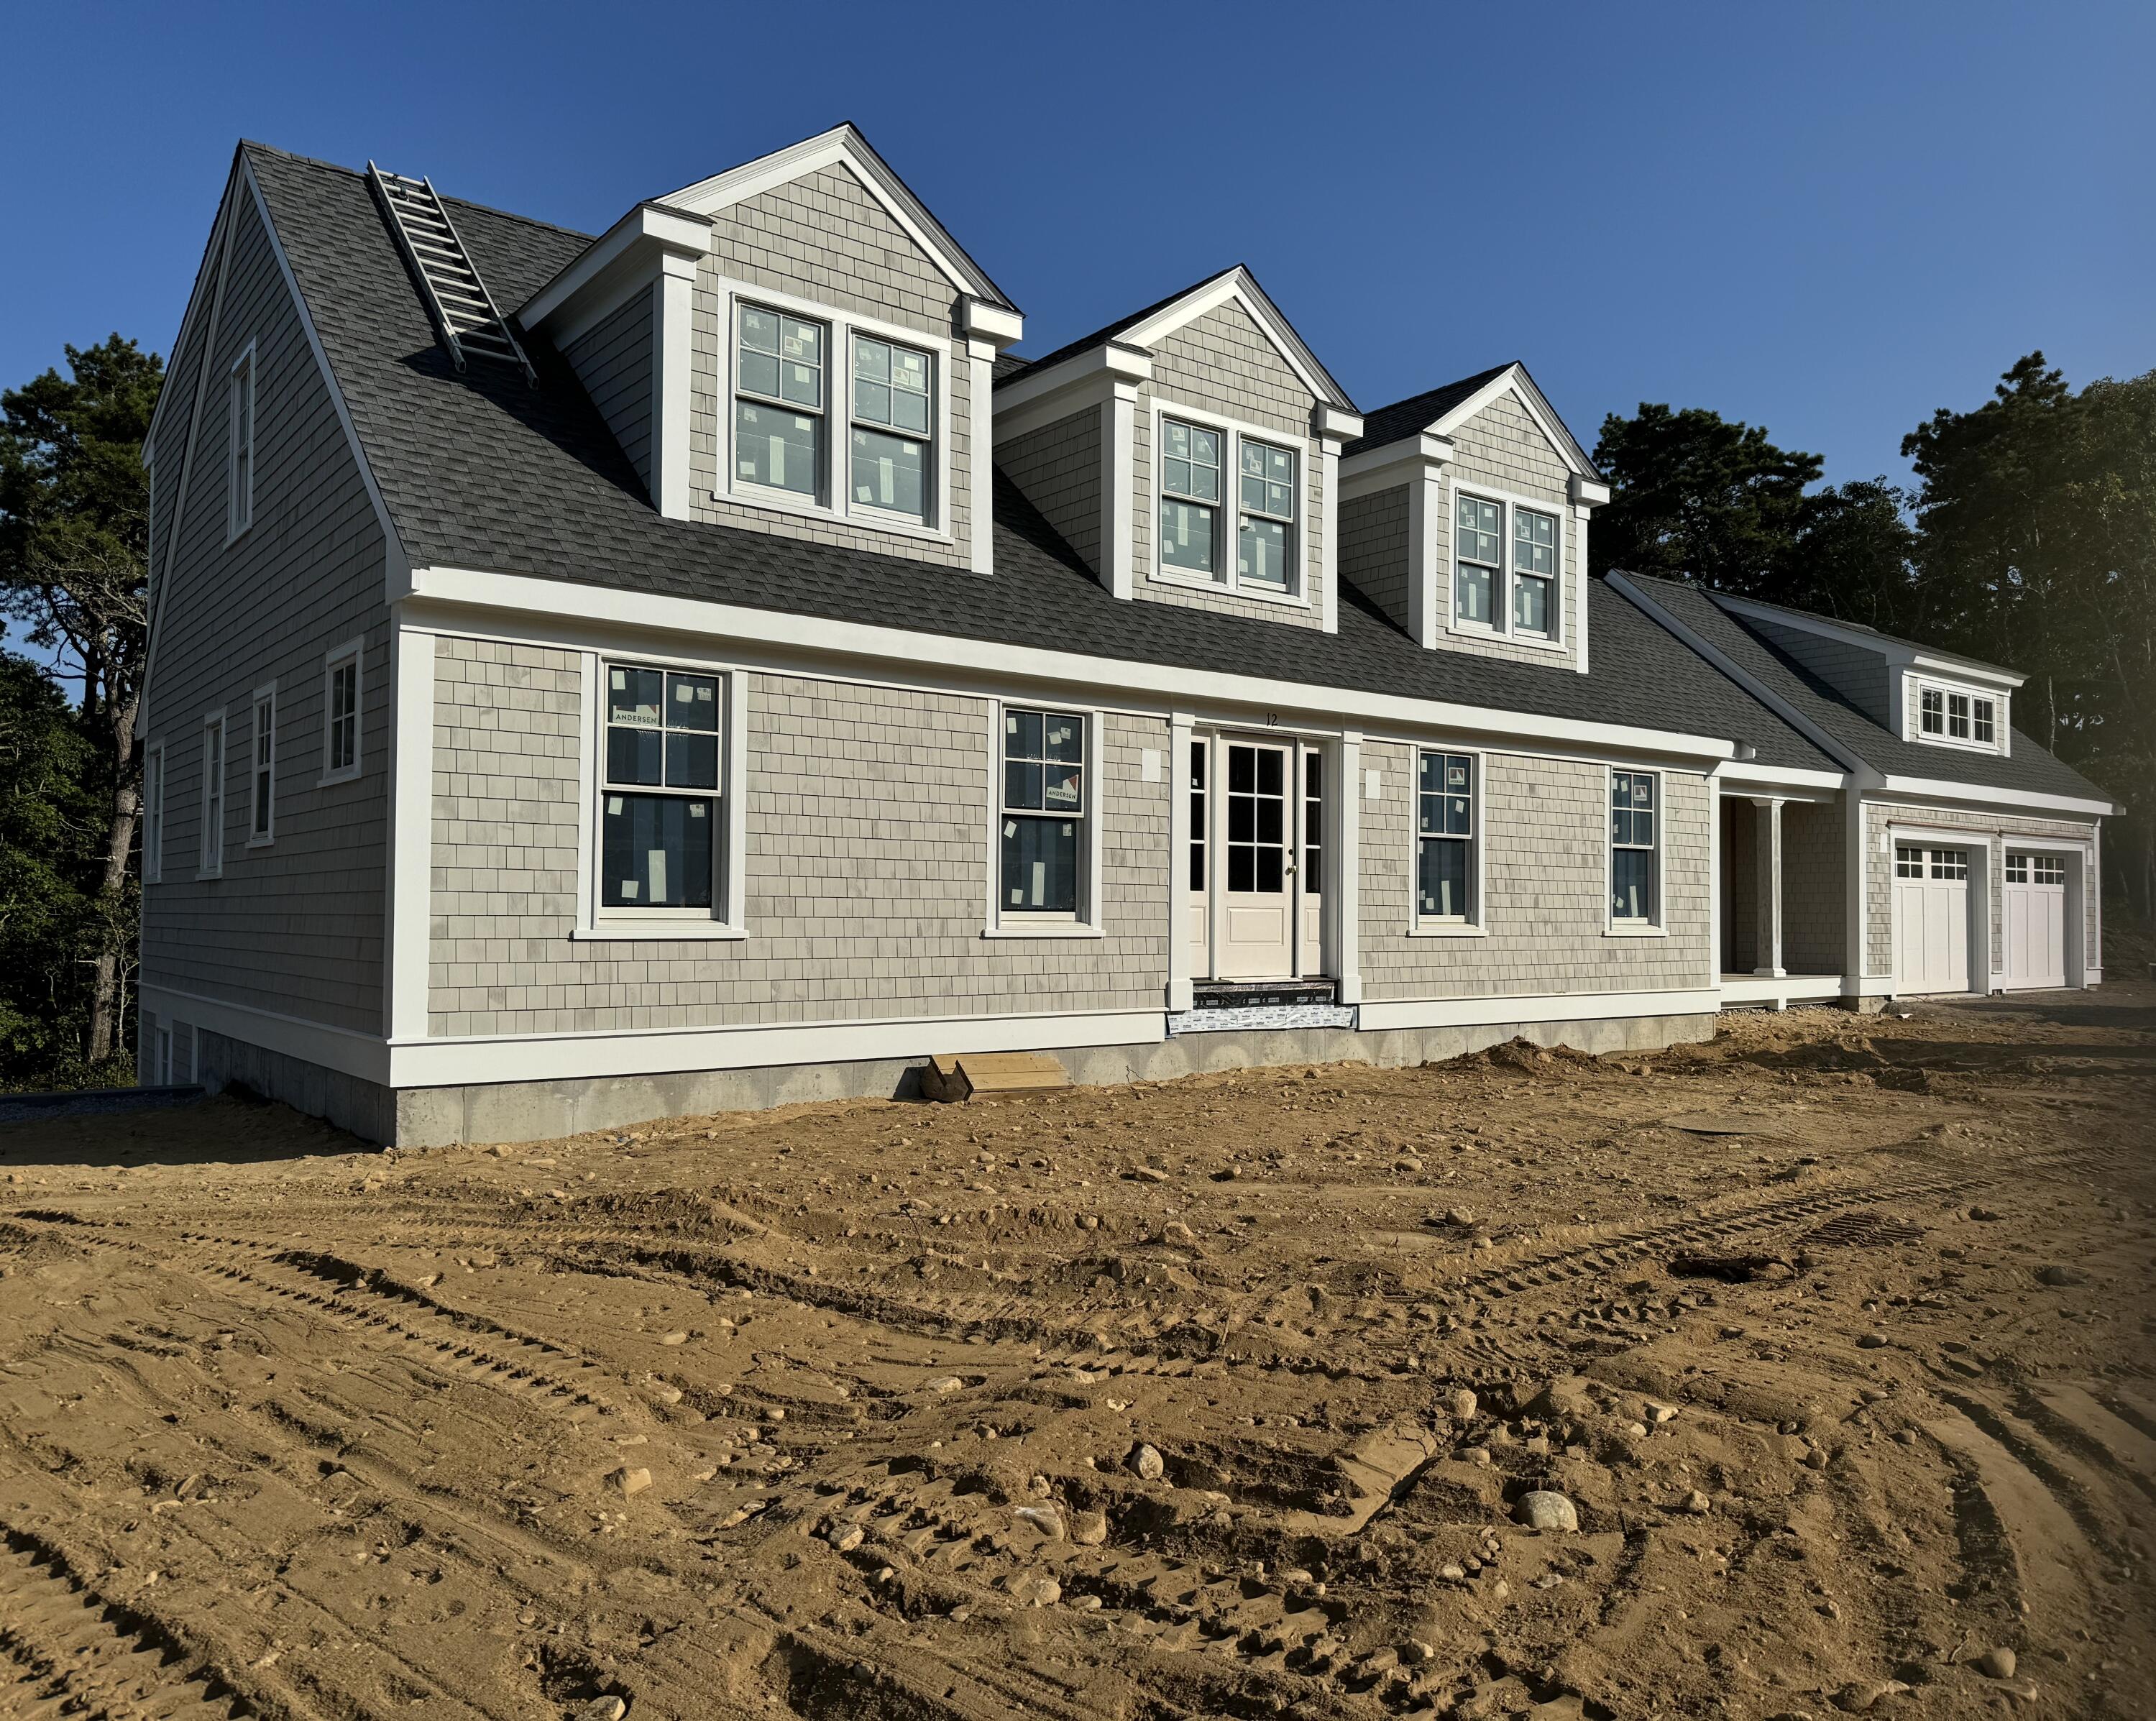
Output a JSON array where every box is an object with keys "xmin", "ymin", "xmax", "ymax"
[
  {"xmin": 734, "ymin": 305, "xmax": 825, "ymax": 499},
  {"xmin": 850, "ymin": 334, "xmax": 932, "ymax": 523},
  {"xmin": 249, "ymin": 689, "xmax": 275, "ymax": 845},
  {"xmin": 600, "ymin": 664, "xmax": 722, "ymax": 912},
  {"xmin": 1000, "ymin": 708, "xmax": 1086, "ymax": 917},
  {"xmin": 1455, "ymin": 495, "xmax": 1501, "ymax": 626},
  {"xmin": 1237, "ymin": 440, "xmax": 1298, "ymax": 590},
  {"xmin": 1610, "ymin": 770, "xmax": 1658, "ymax": 924},
  {"xmin": 143, "ymin": 744, "xmax": 165, "ymax": 883},
  {"xmin": 226, "ymin": 346, "xmax": 254, "ymax": 541},
  {"xmin": 1160, "ymin": 419, "xmax": 1223, "ymax": 578},
  {"xmin": 1417, "ymin": 751, "xmax": 1475, "ymax": 922},
  {"xmin": 324, "ymin": 643, "xmax": 361, "ymax": 782},
  {"xmin": 1513, "ymin": 508, "xmax": 1558, "ymax": 636},
  {"xmin": 199, "ymin": 713, "xmax": 226, "ymax": 876}
]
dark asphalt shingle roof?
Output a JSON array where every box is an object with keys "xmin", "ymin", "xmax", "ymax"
[
  {"xmin": 992, "ymin": 265, "xmax": 1242, "ymax": 387},
  {"xmin": 239, "ymin": 143, "xmax": 1830, "ymax": 774},
  {"xmin": 1615, "ymin": 574, "xmax": 2112, "ymax": 805},
  {"xmin": 1344, "ymin": 364, "xmax": 1515, "ymax": 456}
]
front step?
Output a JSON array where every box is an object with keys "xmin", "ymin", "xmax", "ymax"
[{"xmin": 1191, "ymin": 978, "xmax": 1337, "ymax": 1011}]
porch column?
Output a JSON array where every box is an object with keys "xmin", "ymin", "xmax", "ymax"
[
  {"xmin": 1334, "ymin": 732, "xmax": 1363, "ymax": 1004},
  {"xmin": 1751, "ymin": 797, "xmax": 1785, "ymax": 978},
  {"xmin": 1166, "ymin": 712, "xmax": 1195, "ymax": 1012}
]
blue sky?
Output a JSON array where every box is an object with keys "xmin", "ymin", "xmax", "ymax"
[{"xmin": 4, "ymin": 0, "xmax": 2147, "ymax": 488}]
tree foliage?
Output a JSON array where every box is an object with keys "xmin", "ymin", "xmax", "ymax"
[{"xmin": 0, "ymin": 335, "xmax": 161, "ymax": 1075}]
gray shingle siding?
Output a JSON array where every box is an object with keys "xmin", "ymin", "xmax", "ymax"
[
  {"xmin": 428, "ymin": 642, "xmax": 1168, "ymax": 1037},
  {"xmin": 1358, "ymin": 744, "xmax": 1712, "ymax": 1001},
  {"xmin": 140, "ymin": 185, "xmax": 391, "ymax": 1039},
  {"xmin": 1339, "ymin": 485, "xmax": 1412, "ymax": 635},
  {"xmin": 562, "ymin": 283, "xmax": 653, "ymax": 495},
  {"xmin": 1781, "ymin": 798, "xmax": 1847, "ymax": 973},
  {"xmin": 997, "ymin": 407, "xmax": 1103, "ymax": 578}
]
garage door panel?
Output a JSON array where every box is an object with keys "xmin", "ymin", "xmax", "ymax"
[{"xmin": 2004, "ymin": 852, "xmax": 2066, "ymax": 990}]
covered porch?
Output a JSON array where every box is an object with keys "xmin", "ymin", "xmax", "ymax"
[{"xmin": 1720, "ymin": 788, "xmax": 1848, "ymax": 1008}]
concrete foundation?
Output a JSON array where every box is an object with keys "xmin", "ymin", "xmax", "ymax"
[{"xmin": 191, "ymin": 1009, "xmax": 1721, "ymax": 1148}]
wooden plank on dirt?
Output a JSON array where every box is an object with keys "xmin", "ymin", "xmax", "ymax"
[{"xmin": 928, "ymin": 1051, "xmax": 1070, "ymax": 1102}]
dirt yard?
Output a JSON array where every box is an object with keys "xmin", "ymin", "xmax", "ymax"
[{"xmin": 2, "ymin": 991, "xmax": 2152, "ymax": 1721}]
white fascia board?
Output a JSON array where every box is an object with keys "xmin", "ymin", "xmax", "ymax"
[
  {"xmin": 1606, "ymin": 572, "xmax": 1868, "ymax": 776},
  {"xmin": 1339, "ymin": 431, "xmax": 1452, "ymax": 492},
  {"xmin": 140, "ymin": 983, "xmax": 391, "ymax": 1085},
  {"xmin": 1873, "ymin": 776, "xmax": 2113, "ymax": 819},
  {"xmin": 1116, "ymin": 267, "xmax": 1355, "ymax": 413},
  {"xmin": 520, "ymin": 203, "xmax": 711, "ymax": 335},
  {"xmin": 390, "ymin": 1006, "xmax": 1164, "ymax": 1087},
  {"xmin": 144, "ymin": 156, "xmax": 243, "ymax": 457},
  {"xmin": 1570, "ymin": 474, "xmax": 1611, "ymax": 507},
  {"xmin": 963, "ymin": 298, "xmax": 1024, "ymax": 347},
  {"xmin": 403, "ymin": 564, "xmax": 1738, "ymax": 763},
  {"xmin": 1315, "ymin": 403, "xmax": 1364, "ymax": 443},
  {"xmin": 1358, "ymin": 987, "xmax": 1723, "ymax": 1032},
  {"xmin": 1426, "ymin": 367, "xmax": 1599, "ymax": 482},
  {"xmin": 1717, "ymin": 761, "xmax": 1847, "ymax": 796},
  {"xmin": 991, "ymin": 342, "xmax": 1152, "ymax": 422},
  {"xmin": 659, "ymin": 124, "xmax": 1015, "ymax": 313}
]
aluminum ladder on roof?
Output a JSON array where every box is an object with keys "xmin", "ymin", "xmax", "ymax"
[{"xmin": 367, "ymin": 162, "xmax": 538, "ymax": 386}]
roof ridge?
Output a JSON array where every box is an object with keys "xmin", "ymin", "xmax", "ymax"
[
  {"xmin": 241, "ymin": 140, "xmax": 597, "ymax": 244},
  {"xmin": 1357, "ymin": 361, "xmax": 1518, "ymax": 425}
]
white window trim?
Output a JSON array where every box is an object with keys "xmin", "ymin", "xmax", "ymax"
[
  {"xmin": 1605, "ymin": 766, "xmax": 1666, "ymax": 935},
  {"xmin": 1146, "ymin": 398, "xmax": 1313, "ymax": 609},
  {"xmin": 226, "ymin": 341, "xmax": 255, "ymax": 544},
  {"xmin": 247, "ymin": 681, "xmax": 276, "ymax": 848},
  {"xmin": 717, "ymin": 278, "xmax": 955, "ymax": 545},
  {"xmin": 1408, "ymin": 743, "xmax": 1488, "ymax": 936},
  {"xmin": 984, "ymin": 699, "xmax": 1106, "ymax": 938},
  {"xmin": 1909, "ymin": 674, "xmax": 2006, "ymax": 755},
  {"xmin": 1445, "ymin": 478, "xmax": 1569, "ymax": 653},
  {"xmin": 198, "ymin": 707, "xmax": 227, "ymax": 879},
  {"xmin": 574, "ymin": 651, "xmax": 749, "ymax": 940},
  {"xmin": 142, "ymin": 740, "xmax": 165, "ymax": 884},
  {"xmin": 319, "ymin": 638, "xmax": 364, "ymax": 786}
]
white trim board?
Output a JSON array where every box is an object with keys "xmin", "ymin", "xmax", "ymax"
[
  {"xmin": 1113, "ymin": 266, "xmax": 1358, "ymax": 418},
  {"xmin": 402, "ymin": 565, "xmax": 1738, "ymax": 765},
  {"xmin": 142, "ymin": 983, "xmax": 391, "ymax": 1086},
  {"xmin": 1873, "ymin": 777, "xmax": 2111, "ymax": 820}
]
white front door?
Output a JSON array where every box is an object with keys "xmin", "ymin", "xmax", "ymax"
[
  {"xmin": 1892, "ymin": 844, "xmax": 1972, "ymax": 995},
  {"xmin": 1215, "ymin": 739, "xmax": 1295, "ymax": 978},
  {"xmin": 2004, "ymin": 851, "xmax": 2067, "ymax": 990}
]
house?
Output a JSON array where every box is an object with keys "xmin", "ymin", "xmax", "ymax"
[{"xmin": 134, "ymin": 126, "xmax": 2116, "ymax": 1145}]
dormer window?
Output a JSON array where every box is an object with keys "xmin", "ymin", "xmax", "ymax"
[
  {"xmin": 1237, "ymin": 441, "xmax": 1298, "ymax": 591},
  {"xmin": 1160, "ymin": 419, "xmax": 1224, "ymax": 577},
  {"xmin": 850, "ymin": 334, "xmax": 933, "ymax": 523},
  {"xmin": 1917, "ymin": 681, "xmax": 2001, "ymax": 751},
  {"xmin": 735, "ymin": 305, "xmax": 825, "ymax": 498}
]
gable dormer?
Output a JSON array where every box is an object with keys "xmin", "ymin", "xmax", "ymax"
[
  {"xmin": 1708, "ymin": 593, "xmax": 2020, "ymax": 758},
  {"xmin": 1338, "ymin": 364, "xmax": 1607, "ymax": 672},
  {"xmin": 992, "ymin": 267, "xmax": 1361, "ymax": 632},
  {"xmin": 520, "ymin": 125, "xmax": 1023, "ymax": 572}
]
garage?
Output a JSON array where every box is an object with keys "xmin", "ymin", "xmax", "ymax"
[
  {"xmin": 2003, "ymin": 851, "xmax": 2068, "ymax": 990},
  {"xmin": 1893, "ymin": 844, "xmax": 1972, "ymax": 995}
]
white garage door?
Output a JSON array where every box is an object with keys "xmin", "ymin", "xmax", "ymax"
[
  {"xmin": 2004, "ymin": 852, "xmax": 2067, "ymax": 990},
  {"xmin": 1893, "ymin": 845, "xmax": 1971, "ymax": 995}
]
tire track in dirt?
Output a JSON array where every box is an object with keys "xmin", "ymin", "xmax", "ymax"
[{"xmin": 0, "ymin": 1528, "xmax": 249, "ymax": 1721}]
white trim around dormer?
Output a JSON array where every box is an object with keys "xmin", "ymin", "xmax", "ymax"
[
  {"xmin": 1421, "ymin": 365, "xmax": 1600, "ymax": 481},
  {"xmin": 715, "ymin": 277, "xmax": 957, "ymax": 545},
  {"xmin": 518, "ymin": 201, "xmax": 712, "ymax": 335},
  {"xmin": 1115, "ymin": 267, "xmax": 1357, "ymax": 416},
  {"xmin": 1902, "ymin": 672, "xmax": 2009, "ymax": 756},
  {"xmin": 659, "ymin": 124, "xmax": 1017, "ymax": 319}
]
